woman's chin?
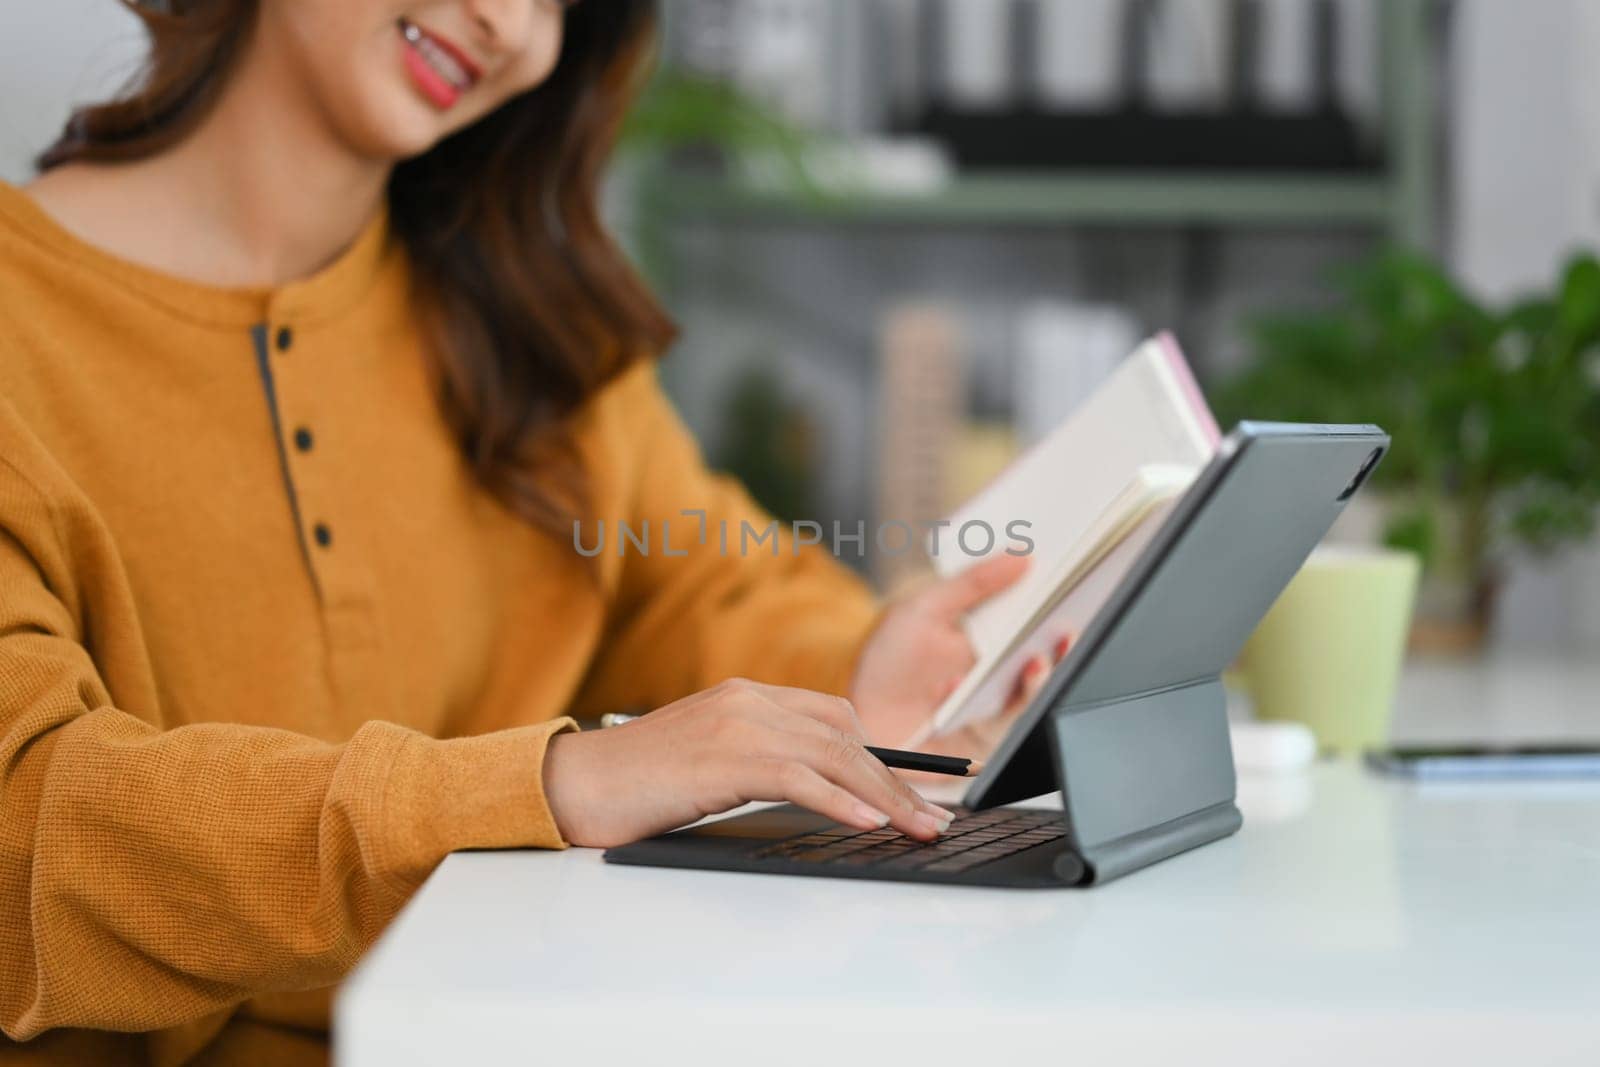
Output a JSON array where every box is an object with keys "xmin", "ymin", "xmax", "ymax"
[
  {"xmin": 343, "ymin": 96, "xmax": 471, "ymax": 164},
  {"xmin": 384, "ymin": 124, "xmax": 453, "ymax": 163}
]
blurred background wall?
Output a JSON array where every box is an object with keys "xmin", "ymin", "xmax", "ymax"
[
  {"xmin": 0, "ymin": 1, "xmax": 145, "ymax": 182},
  {"xmin": 2, "ymin": 0, "xmax": 1596, "ymax": 657}
]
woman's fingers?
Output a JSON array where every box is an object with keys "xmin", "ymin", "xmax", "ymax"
[
  {"xmin": 917, "ymin": 703, "xmax": 1024, "ymax": 759},
  {"xmin": 735, "ymin": 742, "xmax": 948, "ymax": 841},
  {"xmin": 1010, "ymin": 652, "xmax": 1053, "ymax": 712},
  {"xmin": 790, "ymin": 723, "xmax": 952, "ymax": 839},
  {"xmin": 746, "ymin": 761, "xmax": 899, "ymax": 832},
  {"xmin": 736, "ymin": 679, "xmax": 869, "ymax": 739},
  {"xmin": 919, "ymin": 553, "xmax": 1029, "ymax": 621},
  {"xmin": 718, "ymin": 681, "xmax": 950, "ymax": 838},
  {"xmin": 740, "ymin": 683, "xmax": 956, "ymax": 825},
  {"xmin": 949, "ymin": 705, "xmax": 1028, "ymax": 758},
  {"xmin": 911, "ymin": 651, "xmax": 1053, "ymax": 762}
]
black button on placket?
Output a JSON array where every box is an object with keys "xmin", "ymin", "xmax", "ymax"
[{"xmin": 273, "ymin": 323, "xmax": 324, "ymax": 548}]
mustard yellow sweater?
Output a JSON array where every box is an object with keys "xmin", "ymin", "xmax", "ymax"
[{"xmin": 0, "ymin": 180, "xmax": 878, "ymax": 1065}]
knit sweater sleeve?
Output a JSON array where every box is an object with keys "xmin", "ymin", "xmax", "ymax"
[{"xmin": 0, "ymin": 443, "xmax": 574, "ymax": 1041}]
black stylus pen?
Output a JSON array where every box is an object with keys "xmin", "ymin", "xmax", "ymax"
[
  {"xmin": 597, "ymin": 714, "xmax": 981, "ymax": 778},
  {"xmin": 864, "ymin": 746, "xmax": 982, "ymax": 778}
]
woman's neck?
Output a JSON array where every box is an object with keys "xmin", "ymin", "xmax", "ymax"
[{"xmin": 27, "ymin": 34, "xmax": 390, "ymax": 290}]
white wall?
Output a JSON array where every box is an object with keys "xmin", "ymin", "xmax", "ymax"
[
  {"xmin": 0, "ymin": 1, "xmax": 147, "ymax": 183},
  {"xmin": 1449, "ymin": 0, "xmax": 1600, "ymax": 653},
  {"xmin": 1452, "ymin": 0, "xmax": 1600, "ymax": 302}
]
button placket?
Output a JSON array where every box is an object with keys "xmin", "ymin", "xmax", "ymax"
[{"xmin": 266, "ymin": 314, "xmax": 333, "ymax": 559}]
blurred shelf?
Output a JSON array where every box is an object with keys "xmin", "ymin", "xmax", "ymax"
[{"xmin": 652, "ymin": 171, "xmax": 1398, "ymax": 229}]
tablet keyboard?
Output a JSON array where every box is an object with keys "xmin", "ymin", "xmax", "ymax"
[{"xmin": 749, "ymin": 807, "xmax": 1066, "ymax": 874}]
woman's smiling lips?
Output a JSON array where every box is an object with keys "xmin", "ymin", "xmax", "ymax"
[{"xmin": 398, "ymin": 17, "xmax": 483, "ymax": 110}]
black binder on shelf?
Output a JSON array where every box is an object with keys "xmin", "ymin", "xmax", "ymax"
[
  {"xmin": 909, "ymin": 107, "xmax": 1377, "ymax": 173},
  {"xmin": 903, "ymin": 0, "xmax": 1375, "ymax": 173}
]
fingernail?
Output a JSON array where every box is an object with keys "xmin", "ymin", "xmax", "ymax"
[
  {"xmin": 1022, "ymin": 657, "xmax": 1043, "ymax": 680},
  {"xmin": 913, "ymin": 811, "xmax": 951, "ymax": 836},
  {"xmin": 854, "ymin": 804, "xmax": 891, "ymax": 829},
  {"xmin": 1054, "ymin": 636, "xmax": 1072, "ymax": 660},
  {"xmin": 924, "ymin": 802, "xmax": 957, "ymax": 822}
]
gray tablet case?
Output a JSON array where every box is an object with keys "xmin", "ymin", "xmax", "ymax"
[
  {"xmin": 967, "ymin": 422, "xmax": 1389, "ymax": 884},
  {"xmin": 605, "ymin": 423, "xmax": 1389, "ymax": 887}
]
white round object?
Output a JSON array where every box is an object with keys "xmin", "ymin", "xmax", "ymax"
[{"xmin": 1229, "ymin": 720, "xmax": 1318, "ymax": 773}]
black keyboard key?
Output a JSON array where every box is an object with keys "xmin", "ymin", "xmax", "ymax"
[{"xmin": 748, "ymin": 809, "xmax": 1067, "ymax": 874}]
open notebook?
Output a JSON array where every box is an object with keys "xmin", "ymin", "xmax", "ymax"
[{"xmin": 914, "ymin": 332, "xmax": 1221, "ymax": 743}]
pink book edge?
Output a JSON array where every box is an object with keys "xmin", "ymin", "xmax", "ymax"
[{"xmin": 1155, "ymin": 330, "xmax": 1222, "ymax": 447}]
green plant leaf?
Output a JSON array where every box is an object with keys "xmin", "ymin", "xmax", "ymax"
[{"xmin": 1211, "ymin": 246, "xmax": 1600, "ymax": 574}]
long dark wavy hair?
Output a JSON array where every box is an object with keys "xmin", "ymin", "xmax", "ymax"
[{"xmin": 40, "ymin": 0, "xmax": 677, "ymax": 536}]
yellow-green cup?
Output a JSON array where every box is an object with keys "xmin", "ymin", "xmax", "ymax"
[{"xmin": 1241, "ymin": 546, "xmax": 1421, "ymax": 754}]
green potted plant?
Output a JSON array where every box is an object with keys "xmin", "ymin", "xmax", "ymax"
[
  {"xmin": 613, "ymin": 68, "xmax": 821, "ymax": 287},
  {"xmin": 1213, "ymin": 250, "xmax": 1600, "ymax": 652},
  {"xmin": 619, "ymin": 69, "xmax": 816, "ymax": 185}
]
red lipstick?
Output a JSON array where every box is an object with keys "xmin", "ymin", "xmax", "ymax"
[{"xmin": 398, "ymin": 18, "xmax": 482, "ymax": 111}]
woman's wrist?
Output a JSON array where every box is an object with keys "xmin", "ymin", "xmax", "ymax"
[{"xmin": 542, "ymin": 731, "xmax": 599, "ymax": 847}]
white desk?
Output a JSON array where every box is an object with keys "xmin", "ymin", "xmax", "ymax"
[{"xmin": 337, "ymin": 657, "xmax": 1600, "ymax": 1067}]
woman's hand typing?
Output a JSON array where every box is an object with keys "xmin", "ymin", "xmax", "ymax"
[{"xmin": 542, "ymin": 679, "xmax": 954, "ymax": 849}]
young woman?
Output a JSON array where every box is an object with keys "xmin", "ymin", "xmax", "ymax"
[{"xmin": 0, "ymin": 1, "xmax": 1047, "ymax": 1061}]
